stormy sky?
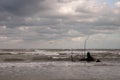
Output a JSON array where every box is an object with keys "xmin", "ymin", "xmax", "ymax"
[{"xmin": 0, "ymin": 0, "xmax": 120, "ymax": 49}]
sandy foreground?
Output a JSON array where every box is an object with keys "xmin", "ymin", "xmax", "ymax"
[{"xmin": 0, "ymin": 62, "xmax": 120, "ymax": 80}]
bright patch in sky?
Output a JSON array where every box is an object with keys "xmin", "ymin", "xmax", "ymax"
[{"xmin": 100, "ymin": 0, "xmax": 119, "ymax": 7}]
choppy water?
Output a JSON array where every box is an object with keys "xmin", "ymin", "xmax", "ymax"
[
  {"xmin": 0, "ymin": 62, "xmax": 120, "ymax": 80},
  {"xmin": 0, "ymin": 49, "xmax": 120, "ymax": 80}
]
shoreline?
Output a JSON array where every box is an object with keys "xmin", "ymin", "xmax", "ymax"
[{"xmin": 0, "ymin": 61, "xmax": 120, "ymax": 80}]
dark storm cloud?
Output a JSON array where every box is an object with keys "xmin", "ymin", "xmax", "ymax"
[
  {"xmin": 0, "ymin": 0, "xmax": 61, "ymax": 28},
  {"xmin": 0, "ymin": 0, "xmax": 48, "ymax": 16}
]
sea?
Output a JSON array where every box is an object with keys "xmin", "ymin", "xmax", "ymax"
[{"xmin": 0, "ymin": 49, "xmax": 120, "ymax": 80}]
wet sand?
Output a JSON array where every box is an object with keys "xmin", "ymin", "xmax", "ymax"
[{"xmin": 0, "ymin": 62, "xmax": 120, "ymax": 80}]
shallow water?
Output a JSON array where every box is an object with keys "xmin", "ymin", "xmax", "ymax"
[
  {"xmin": 0, "ymin": 49, "xmax": 120, "ymax": 80},
  {"xmin": 0, "ymin": 62, "xmax": 120, "ymax": 80}
]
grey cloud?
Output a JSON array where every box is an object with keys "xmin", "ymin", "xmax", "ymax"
[
  {"xmin": 0, "ymin": 0, "xmax": 120, "ymax": 48},
  {"xmin": 0, "ymin": 0, "xmax": 45, "ymax": 16}
]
